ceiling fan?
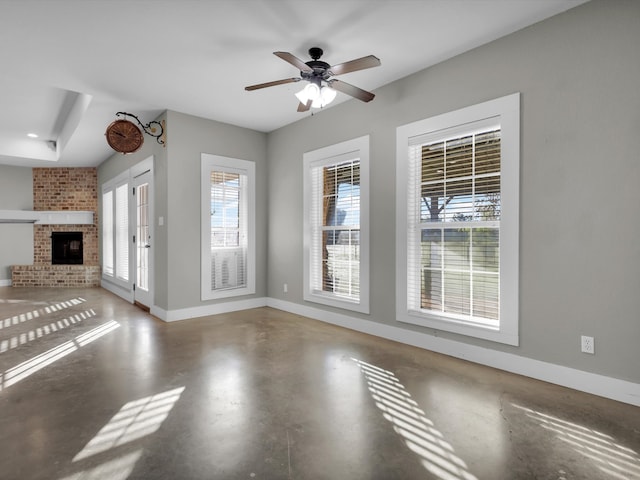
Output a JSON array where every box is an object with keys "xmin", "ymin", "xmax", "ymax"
[{"xmin": 245, "ymin": 47, "xmax": 381, "ymax": 112}]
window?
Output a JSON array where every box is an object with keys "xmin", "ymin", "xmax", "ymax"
[
  {"xmin": 304, "ymin": 136, "xmax": 369, "ymax": 313},
  {"xmin": 396, "ymin": 94, "xmax": 519, "ymax": 345},
  {"xmin": 102, "ymin": 172, "xmax": 130, "ymax": 287},
  {"xmin": 201, "ymin": 154, "xmax": 255, "ymax": 300},
  {"xmin": 115, "ymin": 183, "xmax": 129, "ymax": 282},
  {"xmin": 102, "ymin": 190, "xmax": 113, "ymax": 276}
]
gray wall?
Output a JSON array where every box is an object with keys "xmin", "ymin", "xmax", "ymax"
[
  {"xmin": 0, "ymin": 165, "xmax": 34, "ymax": 282},
  {"xmin": 98, "ymin": 112, "xmax": 169, "ymax": 307},
  {"xmin": 97, "ymin": 110, "xmax": 268, "ymax": 311},
  {"xmin": 267, "ymin": 0, "xmax": 640, "ymax": 383},
  {"xmin": 163, "ymin": 110, "xmax": 267, "ymax": 310}
]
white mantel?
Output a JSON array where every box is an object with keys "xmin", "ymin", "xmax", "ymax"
[{"xmin": 0, "ymin": 210, "xmax": 94, "ymax": 224}]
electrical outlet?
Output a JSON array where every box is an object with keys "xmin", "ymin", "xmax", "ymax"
[
  {"xmin": 581, "ymin": 335, "xmax": 595, "ymax": 354},
  {"xmin": 283, "ymin": 283, "xmax": 288, "ymax": 293}
]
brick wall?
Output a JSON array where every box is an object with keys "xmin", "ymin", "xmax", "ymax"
[
  {"xmin": 12, "ymin": 167, "xmax": 100, "ymax": 287},
  {"xmin": 32, "ymin": 167, "xmax": 98, "ymax": 266}
]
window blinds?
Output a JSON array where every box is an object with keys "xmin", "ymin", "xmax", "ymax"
[
  {"xmin": 209, "ymin": 170, "xmax": 247, "ymax": 291},
  {"xmin": 310, "ymin": 159, "xmax": 361, "ymax": 301},
  {"xmin": 408, "ymin": 129, "xmax": 501, "ymax": 325},
  {"xmin": 115, "ymin": 183, "xmax": 129, "ymax": 282},
  {"xmin": 102, "ymin": 190, "xmax": 114, "ymax": 276}
]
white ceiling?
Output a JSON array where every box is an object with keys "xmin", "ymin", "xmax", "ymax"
[{"xmin": 0, "ymin": 0, "xmax": 587, "ymax": 168}]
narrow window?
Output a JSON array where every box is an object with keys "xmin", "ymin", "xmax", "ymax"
[
  {"xmin": 102, "ymin": 190, "xmax": 114, "ymax": 277},
  {"xmin": 115, "ymin": 182, "xmax": 129, "ymax": 282},
  {"xmin": 201, "ymin": 154, "xmax": 255, "ymax": 300},
  {"xmin": 304, "ymin": 136, "xmax": 369, "ymax": 313},
  {"xmin": 101, "ymin": 173, "xmax": 130, "ymax": 288}
]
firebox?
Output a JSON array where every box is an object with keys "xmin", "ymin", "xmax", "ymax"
[{"xmin": 51, "ymin": 232, "xmax": 83, "ymax": 265}]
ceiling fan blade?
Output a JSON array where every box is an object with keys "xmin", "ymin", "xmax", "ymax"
[
  {"xmin": 330, "ymin": 80, "xmax": 375, "ymax": 103},
  {"xmin": 297, "ymin": 100, "xmax": 312, "ymax": 112},
  {"xmin": 274, "ymin": 51, "xmax": 314, "ymax": 73},
  {"xmin": 328, "ymin": 55, "xmax": 381, "ymax": 76},
  {"xmin": 245, "ymin": 78, "xmax": 300, "ymax": 91}
]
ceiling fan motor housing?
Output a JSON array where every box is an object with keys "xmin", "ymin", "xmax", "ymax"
[
  {"xmin": 302, "ymin": 47, "xmax": 331, "ymax": 82},
  {"xmin": 301, "ymin": 61, "xmax": 331, "ymax": 81}
]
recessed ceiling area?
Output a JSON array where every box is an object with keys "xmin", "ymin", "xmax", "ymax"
[{"xmin": 0, "ymin": 0, "xmax": 588, "ymax": 168}]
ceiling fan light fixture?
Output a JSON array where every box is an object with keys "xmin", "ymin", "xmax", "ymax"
[
  {"xmin": 321, "ymin": 85, "xmax": 337, "ymax": 104},
  {"xmin": 295, "ymin": 83, "xmax": 320, "ymax": 104},
  {"xmin": 311, "ymin": 85, "xmax": 337, "ymax": 109}
]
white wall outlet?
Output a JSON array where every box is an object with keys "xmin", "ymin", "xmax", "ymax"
[
  {"xmin": 283, "ymin": 283, "xmax": 288, "ymax": 293},
  {"xmin": 581, "ymin": 335, "xmax": 595, "ymax": 354}
]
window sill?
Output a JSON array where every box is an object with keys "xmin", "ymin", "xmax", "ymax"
[
  {"xmin": 398, "ymin": 310, "xmax": 518, "ymax": 346},
  {"xmin": 305, "ymin": 290, "xmax": 369, "ymax": 315}
]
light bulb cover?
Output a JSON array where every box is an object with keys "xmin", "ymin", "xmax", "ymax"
[
  {"xmin": 295, "ymin": 83, "xmax": 320, "ymax": 104},
  {"xmin": 295, "ymin": 83, "xmax": 337, "ymax": 109},
  {"xmin": 321, "ymin": 86, "xmax": 337, "ymax": 104}
]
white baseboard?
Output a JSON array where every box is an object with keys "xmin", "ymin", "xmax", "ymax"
[
  {"xmin": 267, "ymin": 298, "xmax": 640, "ymax": 407},
  {"xmin": 152, "ymin": 297, "xmax": 268, "ymax": 322},
  {"xmin": 100, "ymin": 280, "xmax": 134, "ymax": 303},
  {"xmin": 89, "ymin": 287, "xmax": 640, "ymax": 407},
  {"xmin": 0, "ymin": 279, "xmax": 11, "ymax": 287}
]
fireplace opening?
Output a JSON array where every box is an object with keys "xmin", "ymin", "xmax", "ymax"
[{"xmin": 51, "ymin": 232, "xmax": 83, "ymax": 265}]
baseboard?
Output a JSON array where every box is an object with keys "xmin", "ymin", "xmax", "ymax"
[
  {"xmin": 0, "ymin": 279, "xmax": 11, "ymax": 287},
  {"xmin": 152, "ymin": 297, "xmax": 268, "ymax": 322},
  {"xmin": 100, "ymin": 280, "xmax": 134, "ymax": 303},
  {"xmin": 266, "ymin": 298, "xmax": 640, "ymax": 407}
]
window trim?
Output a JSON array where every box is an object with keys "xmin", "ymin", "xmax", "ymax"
[
  {"xmin": 201, "ymin": 154, "xmax": 256, "ymax": 300},
  {"xmin": 303, "ymin": 135, "xmax": 370, "ymax": 314},
  {"xmin": 396, "ymin": 93, "xmax": 520, "ymax": 345}
]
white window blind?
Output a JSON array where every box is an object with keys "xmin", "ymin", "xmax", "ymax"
[
  {"xmin": 115, "ymin": 182, "xmax": 129, "ymax": 282},
  {"xmin": 209, "ymin": 170, "xmax": 247, "ymax": 291},
  {"xmin": 102, "ymin": 190, "xmax": 114, "ymax": 277},
  {"xmin": 407, "ymin": 128, "xmax": 501, "ymax": 327},
  {"xmin": 309, "ymin": 159, "xmax": 361, "ymax": 301},
  {"xmin": 102, "ymin": 173, "xmax": 132, "ymax": 290}
]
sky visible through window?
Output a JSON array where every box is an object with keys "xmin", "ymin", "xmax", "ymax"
[
  {"xmin": 335, "ymin": 183, "xmax": 360, "ymax": 226},
  {"xmin": 210, "ymin": 174, "xmax": 240, "ymax": 247}
]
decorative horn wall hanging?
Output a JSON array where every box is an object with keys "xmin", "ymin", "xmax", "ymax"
[{"xmin": 105, "ymin": 112, "xmax": 165, "ymax": 154}]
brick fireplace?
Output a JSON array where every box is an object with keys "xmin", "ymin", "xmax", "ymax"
[{"xmin": 11, "ymin": 168, "xmax": 101, "ymax": 287}]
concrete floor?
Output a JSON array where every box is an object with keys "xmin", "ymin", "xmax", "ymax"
[{"xmin": 0, "ymin": 287, "xmax": 638, "ymax": 480}]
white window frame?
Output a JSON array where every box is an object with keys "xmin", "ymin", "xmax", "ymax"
[
  {"xmin": 303, "ymin": 135, "xmax": 370, "ymax": 314},
  {"xmin": 396, "ymin": 93, "xmax": 520, "ymax": 345},
  {"xmin": 101, "ymin": 170, "xmax": 131, "ymax": 291},
  {"xmin": 201, "ymin": 154, "xmax": 256, "ymax": 300}
]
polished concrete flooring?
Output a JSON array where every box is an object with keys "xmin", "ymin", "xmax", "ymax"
[{"xmin": 0, "ymin": 287, "xmax": 638, "ymax": 480}]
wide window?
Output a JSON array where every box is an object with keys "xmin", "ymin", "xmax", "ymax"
[
  {"xmin": 396, "ymin": 94, "xmax": 519, "ymax": 345},
  {"xmin": 303, "ymin": 136, "xmax": 369, "ymax": 313},
  {"xmin": 201, "ymin": 154, "xmax": 255, "ymax": 300}
]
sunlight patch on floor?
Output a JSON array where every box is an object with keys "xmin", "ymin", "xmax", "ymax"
[
  {"xmin": 512, "ymin": 404, "xmax": 640, "ymax": 479},
  {"xmin": 353, "ymin": 358, "xmax": 478, "ymax": 480},
  {"xmin": 0, "ymin": 320, "xmax": 119, "ymax": 391},
  {"xmin": 73, "ymin": 386, "xmax": 185, "ymax": 461},
  {"xmin": 0, "ymin": 309, "xmax": 96, "ymax": 353},
  {"xmin": 59, "ymin": 450, "xmax": 143, "ymax": 480},
  {"xmin": 0, "ymin": 297, "xmax": 86, "ymax": 330}
]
